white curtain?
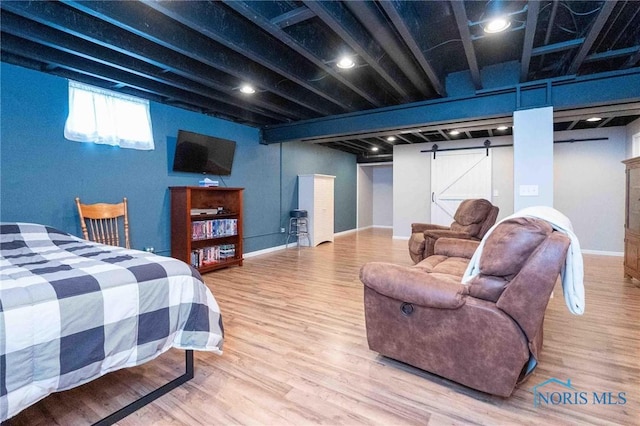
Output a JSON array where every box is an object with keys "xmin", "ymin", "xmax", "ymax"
[{"xmin": 64, "ymin": 81, "xmax": 155, "ymax": 150}]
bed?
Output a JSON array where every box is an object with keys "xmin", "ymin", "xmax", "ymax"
[{"xmin": 0, "ymin": 222, "xmax": 224, "ymax": 422}]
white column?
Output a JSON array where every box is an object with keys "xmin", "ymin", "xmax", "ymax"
[{"xmin": 513, "ymin": 106, "xmax": 554, "ymax": 210}]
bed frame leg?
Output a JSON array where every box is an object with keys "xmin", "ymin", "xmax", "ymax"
[{"xmin": 92, "ymin": 350, "xmax": 194, "ymax": 426}]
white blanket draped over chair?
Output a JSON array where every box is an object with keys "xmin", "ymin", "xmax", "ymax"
[{"xmin": 463, "ymin": 206, "xmax": 585, "ymax": 315}]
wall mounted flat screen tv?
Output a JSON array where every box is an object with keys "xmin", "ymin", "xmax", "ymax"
[{"xmin": 173, "ymin": 130, "xmax": 236, "ymax": 176}]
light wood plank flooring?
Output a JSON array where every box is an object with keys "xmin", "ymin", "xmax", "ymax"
[{"xmin": 6, "ymin": 228, "xmax": 640, "ymax": 425}]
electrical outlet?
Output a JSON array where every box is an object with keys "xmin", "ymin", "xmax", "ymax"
[{"xmin": 280, "ymin": 227, "xmax": 286, "ymax": 233}]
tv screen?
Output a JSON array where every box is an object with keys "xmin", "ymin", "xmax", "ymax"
[{"xmin": 173, "ymin": 130, "xmax": 236, "ymax": 176}]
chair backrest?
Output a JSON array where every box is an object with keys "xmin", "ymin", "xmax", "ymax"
[
  {"xmin": 477, "ymin": 205, "xmax": 499, "ymax": 239},
  {"xmin": 467, "ymin": 217, "xmax": 570, "ymax": 341},
  {"xmin": 75, "ymin": 197, "xmax": 130, "ymax": 248},
  {"xmin": 450, "ymin": 199, "xmax": 499, "ymax": 238}
]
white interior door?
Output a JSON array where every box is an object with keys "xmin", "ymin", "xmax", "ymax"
[{"xmin": 431, "ymin": 148, "xmax": 492, "ymax": 226}]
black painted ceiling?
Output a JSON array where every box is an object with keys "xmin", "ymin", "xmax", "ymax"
[{"xmin": 2, "ymin": 1, "xmax": 639, "ymax": 161}]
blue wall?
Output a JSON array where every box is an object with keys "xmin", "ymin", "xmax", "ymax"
[
  {"xmin": 0, "ymin": 63, "xmax": 357, "ymax": 254},
  {"xmin": 281, "ymin": 142, "xmax": 357, "ymax": 234}
]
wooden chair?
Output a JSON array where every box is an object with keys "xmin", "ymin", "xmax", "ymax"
[{"xmin": 75, "ymin": 197, "xmax": 130, "ymax": 248}]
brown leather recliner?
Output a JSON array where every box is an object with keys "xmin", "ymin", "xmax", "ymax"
[
  {"xmin": 361, "ymin": 217, "xmax": 571, "ymax": 397},
  {"xmin": 408, "ymin": 199, "xmax": 499, "ymax": 264}
]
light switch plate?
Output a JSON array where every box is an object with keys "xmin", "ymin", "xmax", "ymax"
[{"xmin": 519, "ymin": 184, "xmax": 539, "ymax": 196}]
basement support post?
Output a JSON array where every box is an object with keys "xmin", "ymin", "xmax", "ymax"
[{"xmin": 513, "ymin": 106, "xmax": 554, "ymax": 210}]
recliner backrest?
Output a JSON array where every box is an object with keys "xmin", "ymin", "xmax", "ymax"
[
  {"xmin": 467, "ymin": 217, "xmax": 570, "ymax": 340},
  {"xmin": 477, "ymin": 205, "xmax": 499, "ymax": 239},
  {"xmin": 468, "ymin": 218, "xmax": 555, "ymax": 301},
  {"xmin": 479, "ymin": 218, "xmax": 552, "ymax": 277},
  {"xmin": 496, "ymin": 231, "xmax": 570, "ymax": 341},
  {"xmin": 450, "ymin": 199, "xmax": 497, "ymax": 238}
]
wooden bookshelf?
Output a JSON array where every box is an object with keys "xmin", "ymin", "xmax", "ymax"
[{"xmin": 170, "ymin": 186, "xmax": 243, "ymax": 273}]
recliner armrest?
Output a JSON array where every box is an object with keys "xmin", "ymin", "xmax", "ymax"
[
  {"xmin": 411, "ymin": 223, "xmax": 450, "ymax": 234},
  {"xmin": 434, "ymin": 238, "xmax": 480, "ymax": 259},
  {"xmin": 423, "ymin": 229, "xmax": 478, "ymax": 240},
  {"xmin": 360, "ymin": 262, "xmax": 468, "ymax": 309}
]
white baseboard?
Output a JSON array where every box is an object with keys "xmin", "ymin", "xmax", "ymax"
[
  {"xmin": 581, "ymin": 249, "xmax": 623, "ymax": 257},
  {"xmin": 244, "ymin": 243, "xmax": 291, "ymax": 258},
  {"xmin": 334, "ymin": 228, "xmax": 358, "ymax": 237},
  {"xmin": 244, "ymin": 238, "xmax": 623, "ymax": 259},
  {"xmin": 355, "ymin": 225, "xmax": 394, "ymax": 231},
  {"xmin": 246, "ymin": 229, "xmax": 359, "ymax": 257}
]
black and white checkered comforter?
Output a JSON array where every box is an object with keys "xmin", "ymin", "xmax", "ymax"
[{"xmin": 0, "ymin": 223, "xmax": 224, "ymax": 421}]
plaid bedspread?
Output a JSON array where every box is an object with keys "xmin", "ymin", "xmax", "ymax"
[{"xmin": 0, "ymin": 223, "xmax": 224, "ymax": 421}]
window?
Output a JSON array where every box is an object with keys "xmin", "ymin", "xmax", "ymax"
[{"xmin": 64, "ymin": 81, "xmax": 154, "ymax": 150}]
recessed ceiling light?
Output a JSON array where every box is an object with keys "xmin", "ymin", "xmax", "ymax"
[
  {"xmin": 586, "ymin": 117, "xmax": 602, "ymax": 122},
  {"xmin": 484, "ymin": 17, "xmax": 511, "ymax": 34},
  {"xmin": 239, "ymin": 84, "xmax": 256, "ymax": 94},
  {"xmin": 449, "ymin": 130, "xmax": 460, "ymax": 136},
  {"xmin": 371, "ymin": 147, "xmax": 379, "ymax": 152},
  {"xmin": 336, "ymin": 56, "xmax": 355, "ymax": 69},
  {"xmin": 386, "ymin": 136, "xmax": 396, "ymax": 142},
  {"xmin": 496, "ymin": 125, "xmax": 509, "ymax": 131}
]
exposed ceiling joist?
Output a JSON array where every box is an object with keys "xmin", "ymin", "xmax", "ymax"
[
  {"xmin": 567, "ymin": 1, "xmax": 618, "ymax": 75},
  {"xmin": 270, "ymin": 6, "xmax": 315, "ymax": 29},
  {"xmin": 342, "ymin": 0, "xmax": 433, "ymax": 97},
  {"xmin": 1, "ymin": 0, "xmax": 638, "ymax": 162},
  {"xmin": 62, "ymin": 1, "xmax": 336, "ymax": 117},
  {"xmin": 450, "ymin": 1, "xmax": 482, "ymax": 90},
  {"xmin": 140, "ymin": 0, "xmax": 359, "ymax": 112},
  {"xmin": 585, "ymin": 46, "xmax": 640, "ymax": 63},
  {"xmin": 303, "ymin": 0, "xmax": 416, "ymax": 102},
  {"xmin": 222, "ymin": 1, "xmax": 384, "ymax": 108},
  {"xmin": 531, "ymin": 38, "xmax": 585, "ymax": 56},
  {"xmin": 378, "ymin": 0, "xmax": 447, "ymax": 97},
  {"xmin": 520, "ymin": 1, "xmax": 540, "ymax": 81}
]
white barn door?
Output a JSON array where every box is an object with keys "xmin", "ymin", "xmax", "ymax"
[{"xmin": 431, "ymin": 149, "xmax": 492, "ymax": 226}]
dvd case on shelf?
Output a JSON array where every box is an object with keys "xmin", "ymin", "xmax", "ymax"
[
  {"xmin": 190, "ymin": 244, "xmax": 236, "ymax": 268},
  {"xmin": 191, "ymin": 219, "xmax": 238, "ymax": 240}
]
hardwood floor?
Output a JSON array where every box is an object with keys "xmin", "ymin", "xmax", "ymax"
[{"xmin": 7, "ymin": 228, "xmax": 640, "ymax": 425}]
